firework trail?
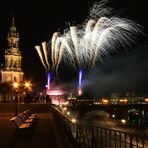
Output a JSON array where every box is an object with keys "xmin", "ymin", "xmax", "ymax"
[
  {"xmin": 55, "ymin": 39, "xmax": 65, "ymax": 73},
  {"xmin": 35, "ymin": 45, "xmax": 48, "ymax": 72},
  {"xmin": 70, "ymin": 26, "xmax": 80, "ymax": 65},
  {"xmin": 54, "ymin": 37, "xmax": 62, "ymax": 67},
  {"xmin": 53, "ymin": 35, "xmax": 76, "ymax": 73},
  {"xmin": 51, "ymin": 32, "xmax": 60, "ymax": 68},
  {"xmin": 84, "ymin": 19, "xmax": 95, "ymax": 54},
  {"xmin": 35, "ymin": 43, "xmax": 51, "ymax": 90},
  {"xmin": 50, "ymin": 0, "xmax": 142, "ymax": 72},
  {"xmin": 42, "ymin": 42, "xmax": 50, "ymax": 70}
]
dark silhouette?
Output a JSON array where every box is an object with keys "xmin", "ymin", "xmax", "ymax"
[{"xmin": 46, "ymin": 95, "xmax": 49, "ymax": 103}]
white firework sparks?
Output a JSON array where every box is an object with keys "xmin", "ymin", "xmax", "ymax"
[
  {"xmin": 51, "ymin": 32, "xmax": 60, "ymax": 67},
  {"xmin": 42, "ymin": 42, "xmax": 50, "ymax": 70},
  {"xmin": 35, "ymin": 45, "xmax": 48, "ymax": 72},
  {"xmin": 49, "ymin": 0, "xmax": 142, "ymax": 72}
]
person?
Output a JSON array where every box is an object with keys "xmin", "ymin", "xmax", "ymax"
[
  {"xmin": 46, "ymin": 95, "xmax": 49, "ymax": 103},
  {"xmin": 25, "ymin": 93, "xmax": 32, "ymax": 103},
  {"xmin": 34, "ymin": 94, "xmax": 39, "ymax": 103},
  {"xmin": 40, "ymin": 95, "xmax": 45, "ymax": 103}
]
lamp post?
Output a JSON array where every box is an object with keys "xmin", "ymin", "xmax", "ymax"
[
  {"xmin": 24, "ymin": 81, "xmax": 32, "ymax": 103},
  {"xmin": 13, "ymin": 82, "xmax": 19, "ymax": 116}
]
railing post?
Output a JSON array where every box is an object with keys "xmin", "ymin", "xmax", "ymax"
[
  {"xmin": 100, "ymin": 128, "xmax": 102, "ymax": 148},
  {"xmin": 76, "ymin": 124, "xmax": 79, "ymax": 148},
  {"xmin": 92, "ymin": 127, "xmax": 94, "ymax": 148},
  {"xmin": 142, "ymin": 136, "xmax": 145, "ymax": 148},
  {"xmin": 130, "ymin": 134, "xmax": 133, "ymax": 148}
]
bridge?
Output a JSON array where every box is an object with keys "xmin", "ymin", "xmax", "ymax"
[{"xmin": 0, "ymin": 103, "xmax": 147, "ymax": 148}]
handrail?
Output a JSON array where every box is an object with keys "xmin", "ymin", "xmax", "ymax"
[
  {"xmin": 51, "ymin": 106, "xmax": 76, "ymax": 148},
  {"xmin": 51, "ymin": 105, "xmax": 146, "ymax": 148}
]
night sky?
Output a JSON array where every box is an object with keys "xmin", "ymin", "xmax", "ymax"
[{"xmin": 0, "ymin": 0, "xmax": 148, "ymax": 97}]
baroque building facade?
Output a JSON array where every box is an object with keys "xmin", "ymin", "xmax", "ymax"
[
  {"xmin": 1, "ymin": 17, "xmax": 24, "ymax": 83},
  {"xmin": 0, "ymin": 17, "xmax": 24, "ymax": 102}
]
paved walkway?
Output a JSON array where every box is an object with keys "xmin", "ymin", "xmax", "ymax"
[{"xmin": 0, "ymin": 112, "xmax": 66, "ymax": 148}]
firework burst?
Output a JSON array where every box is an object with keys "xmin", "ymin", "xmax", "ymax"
[{"xmin": 50, "ymin": 0, "xmax": 142, "ymax": 73}]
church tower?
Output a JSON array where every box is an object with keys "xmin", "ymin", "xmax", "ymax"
[{"xmin": 0, "ymin": 17, "xmax": 24, "ymax": 83}]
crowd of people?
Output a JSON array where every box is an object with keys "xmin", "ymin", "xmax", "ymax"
[{"xmin": 24, "ymin": 93, "xmax": 52, "ymax": 104}]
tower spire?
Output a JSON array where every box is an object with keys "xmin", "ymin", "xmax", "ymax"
[
  {"xmin": 12, "ymin": 15, "xmax": 15, "ymax": 26},
  {"xmin": 1, "ymin": 16, "xmax": 24, "ymax": 86},
  {"xmin": 10, "ymin": 15, "xmax": 17, "ymax": 33}
]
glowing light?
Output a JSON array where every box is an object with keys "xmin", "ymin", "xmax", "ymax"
[
  {"xmin": 46, "ymin": 90, "xmax": 63, "ymax": 95},
  {"xmin": 71, "ymin": 118, "xmax": 76, "ymax": 123},
  {"xmin": 79, "ymin": 70, "xmax": 83, "ymax": 87},
  {"xmin": 13, "ymin": 82, "xmax": 19, "ymax": 88},
  {"xmin": 102, "ymin": 99, "xmax": 109, "ymax": 104},
  {"xmin": 47, "ymin": 72, "xmax": 51, "ymax": 90},
  {"xmin": 63, "ymin": 107, "xmax": 67, "ymax": 111},
  {"xmin": 121, "ymin": 119, "xmax": 126, "ymax": 124},
  {"xmin": 25, "ymin": 82, "xmax": 30, "ymax": 88},
  {"xmin": 119, "ymin": 99, "xmax": 128, "ymax": 103},
  {"xmin": 112, "ymin": 114, "xmax": 115, "ymax": 118},
  {"xmin": 78, "ymin": 89, "xmax": 82, "ymax": 96},
  {"xmin": 78, "ymin": 70, "xmax": 83, "ymax": 95}
]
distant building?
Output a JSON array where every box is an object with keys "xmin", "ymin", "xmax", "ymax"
[
  {"xmin": 0, "ymin": 17, "xmax": 24, "ymax": 83},
  {"xmin": 0, "ymin": 17, "xmax": 24, "ymax": 102}
]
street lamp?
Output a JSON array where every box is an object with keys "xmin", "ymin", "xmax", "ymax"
[
  {"xmin": 112, "ymin": 114, "xmax": 116, "ymax": 128},
  {"xmin": 13, "ymin": 82, "xmax": 19, "ymax": 116},
  {"xmin": 24, "ymin": 81, "xmax": 32, "ymax": 103},
  {"xmin": 24, "ymin": 81, "xmax": 32, "ymax": 92},
  {"xmin": 25, "ymin": 82, "xmax": 30, "ymax": 88}
]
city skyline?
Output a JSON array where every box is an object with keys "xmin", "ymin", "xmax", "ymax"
[{"xmin": 0, "ymin": 0, "xmax": 148, "ymax": 96}]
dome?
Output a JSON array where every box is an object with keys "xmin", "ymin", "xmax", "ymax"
[
  {"xmin": 10, "ymin": 16, "xmax": 17, "ymax": 32},
  {"xmin": 10, "ymin": 26, "xmax": 17, "ymax": 32}
]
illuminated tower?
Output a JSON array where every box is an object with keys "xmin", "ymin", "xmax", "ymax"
[{"xmin": 0, "ymin": 17, "xmax": 24, "ymax": 83}]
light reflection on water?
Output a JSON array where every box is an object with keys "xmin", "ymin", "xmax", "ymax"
[{"xmin": 71, "ymin": 109, "xmax": 114, "ymax": 128}]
